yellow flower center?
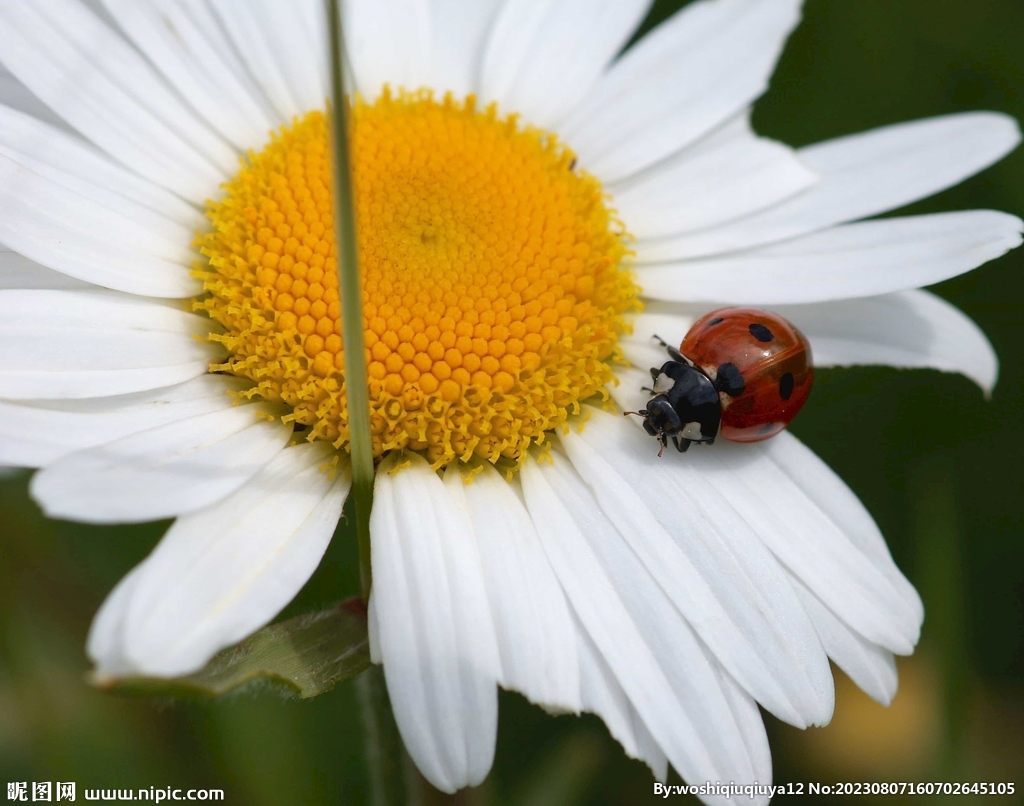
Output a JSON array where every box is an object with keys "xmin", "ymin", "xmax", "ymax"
[{"xmin": 196, "ymin": 90, "xmax": 638, "ymax": 469}]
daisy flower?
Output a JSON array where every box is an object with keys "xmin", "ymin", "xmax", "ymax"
[{"xmin": 0, "ymin": 0, "xmax": 1019, "ymax": 799}]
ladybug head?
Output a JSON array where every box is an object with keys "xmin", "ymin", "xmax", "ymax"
[{"xmin": 625, "ymin": 396, "xmax": 679, "ymax": 456}]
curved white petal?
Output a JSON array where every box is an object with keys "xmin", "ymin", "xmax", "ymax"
[
  {"xmin": 613, "ymin": 367, "xmax": 920, "ymax": 667},
  {"xmin": 574, "ymin": 615, "xmax": 668, "ymax": 782},
  {"xmin": 0, "ymin": 64, "xmax": 66, "ymax": 130},
  {"xmin": 615, "ymin": 127, "xmax": 817, "ymax": 240},
  {"xmin": 341, "ymin": 0, "xmax": 431, "ymax": 100},
  {"xmin": 0, "ymin": 0, "xmax": 234, "ymax": 203},
  {"xmin": 31, "ymin": 403, "xmax": 291, "ymax": 524},
  {"xmin": 792, "ymin": 579, "xmax": 899, "ymax": 706},
  {"xmin": 0, "ymin": 375, "xmax": 247, "ymax": 469},
  {"xmin": 717, "ymin": 669, "xmax": 772, "ymax": 787},
  {"xmin": 100, "ymin": 0, "xmax": 279, "ymax": 150},
  {"xmin": 87, "ymin": 563, "xmax": 145, "ymax": 674},
  {"xmin": 613, "ymin": 362, "xmax": 921, "ymax": 643},
  {"xmin": 425, "ymin": 0, "xmax": 503, "ymax": 97},
  {"xmin": 367, "ymin": 590, "xmax": 382, "ymax": 665},
  {"xmin": 657, "ymin": 435, "xmax": 920, "ymax": 655},
  {"xmin": 251, "ymin": 0, "xmax": 328, "ymax": 115},
  {"xmin": 643, "ymin": 112, "xmax": 1022, "ymax": 261},
  {"xmin": 775, "ymin": 290, "xmax": 999, "ymax": 394},
  {"xmin": 0, "ymin": 290, "xmax": 223, "ymax": 400},
  {"xmin": 637, "ymin": 211, "xmax": 1023, "ymax": 305},
  {"xmin": 562, "ymin": 0, "xmax": 801, "ymax": 183},
  {"xmin": 543, "ymin": 452, "xmax": 770, "ymax": 781},
  {"xmin": 480, "ymin": 0, "xmax": 651, "ymax": 128},
  {"xmin": 369, "ymin": 452, "xmax": 501, "ymax": 794},
  {"xmin": 205, "ymin": 0, "xmax": 306, "ymax": 123},
  {"xmin": 521, "ymin": 452, "xmax": 744, "ymax": 787},
  {"xmin": 0, "ymin": 249, "xmax": 92, "ymax": 291},
  {"xmin": 0, "ymin": 103, "xmax": 202, "ymax": 229},
  {"xmin": 621, "ymin": 307, "xmax": 697, "ymax": 349},
  {"xmin": 90, "ymin": 443, "xmax": 350, "ymax": 678},
  {"xmin": 448, "ymin": 463, "xmax": 580, "ymax": 712},
  {"xmin": 0, "ymin": 154, "xmax": 200, "ymax": 298},
  {"xmin": 561, "ymin": 409, "xmax": 834, "ymax": 727},
  {"xmin": 759, "ymin": 432, "xmax": 924, "ymax": 627}
]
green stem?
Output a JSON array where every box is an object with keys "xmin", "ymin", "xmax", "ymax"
[
  {"xmin": 356, "ymin": 664, "xmax": 422, "ymax": 806},
  {"xmin": 326, "ymin": 0, "xmax": 374, "ymax": 601},
  {"xmin": 325, "ymin": 8, "xmax": 410, "ymax": 806}
]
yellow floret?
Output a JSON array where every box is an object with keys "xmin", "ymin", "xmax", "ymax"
[{"xmin": 195, "ymin": 89, "xmax": 638, "ymax": 469}]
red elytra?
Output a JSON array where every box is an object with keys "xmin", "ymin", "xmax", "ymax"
[{"xmin": 680, "ymin": 307, "xmax": 813, "ymax": 443}]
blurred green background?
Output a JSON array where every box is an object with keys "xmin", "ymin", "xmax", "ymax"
[{"xmin": 1, "ymin": 0, "xmax": 1022, "ymax": 803}]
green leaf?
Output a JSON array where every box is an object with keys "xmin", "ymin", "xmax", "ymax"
[{"xmin": 92, "ymin": 599, "xmax": 370, "ymax": 699}]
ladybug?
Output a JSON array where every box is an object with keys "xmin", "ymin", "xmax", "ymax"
[{"xmin": 625, "ymin": 307, "xmax": 813, "ymax": 455}]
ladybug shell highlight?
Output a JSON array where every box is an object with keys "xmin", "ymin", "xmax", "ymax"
[{"xmin": 680, "ymin": 307, "xmax": 813, "ymax": 443}]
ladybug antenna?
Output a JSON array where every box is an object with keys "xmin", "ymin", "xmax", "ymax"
[{"xmin": 622, "ymin": 409, "xmax": 647, "ymax": 419}]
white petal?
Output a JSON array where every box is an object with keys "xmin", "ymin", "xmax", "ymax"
[
  {"xmin": 248, "ymin": 0, "xmax": 328, "ymax": 114},
  {"xmin": 0, "ymin": 154, "xmax": 201, "ymax": 298},
  {"xmin": 31, "ymin": 403, "xmax": 291, "ymax": 524},
  {"xmin": 0, "ymin": 375, "xmax": 246, "ymax": 468},
  {"xmin": 448, "ymin": 463, "xmax": 580, "ymax": 712},
  {"xmin": 543, "ymin": 452, "xmax": 769, "ymax": 779},
  {"xmin": 636, "ymin": 211, "xmax": 1023, "ymax": 305},
  {"xmin": 100, "ymin": 0, "xmax": 279, "ymax": 149},
  {"xmin": 0, "ymin": 103, "xmax": 201, "ymax": 229},
  {"xmin": 425, "ymin": 0, "xmax": 503, "ymax": 97},
  {"xmin": 91, "ymin": 443, "xmax": 350, "ymax": 678},
  {"xmin": 759, "ymin": 432, "xmax": 924, "ymax": 627},
  {"xmin": 341, "ymin": 0, "xmax": 431, "ymax": 100},
  {"xmin": 574, "ymin": 615, "xmax": 668, "ymax": 782},
  {"xmin": 207, "ymin": 0, "xmax": 327, "ymax": 124},
  {"xmin": 655, "ymin": 434, "xmax": 921, "ymax": 655},
  {"xmin": 792, "ymin": 579, "xmax": 898, "ymax": 706},
  {"xmin": 0, "ymin": 249, "xmax": 92, "ymax": 290},
  {"xmin": 370, "ymin": 452, "xmax": 501, "ymax": 794},
  {"xmin": 367, "ymin": 592, "xmax": 382, "ymax": 664},
  {"xmin": 520, "ymin": 452, "xmax": 739, "ymax": 786},
  {"xmin": 784, "ymin": 290, "xmax": 999, "ymax": 394},
  {"xmin": 480, "ymin": 0, "xmax": 651, "ymax": 128},
  {"xmin": 618, "ymin": 307, "xmax": 697, "ymax": 379},
  {"xmin": 0, "ymin": 290, "xmax": 223, "ymax": 399},
  {"xmin": 614, "ymin": 125, "xmax": 816, "ymax": 240},
  {"xmin": 0, "ymin": 64, "xmax": 67, "ymax": 130},
  {"xmin": 561, "ymin": 0, "xmax": 801, "ymax": 183},
  {"xmin": 0, "ymin": 0, "xmax": 234, "ymax": 202},
  {"xmin": 87, "ymin": 563, "xmax": 145, "ymax": 674},
  {"xmin": 716, "ymin": 669, "xmax": 772, "ymax": 787},
  {"xmin": 644, "ymin": 112, "xmax": 1022, "ymax": 260},
  {"xmin": 562, "ymin": 409, "xmax": 834, "ymax": 727}
]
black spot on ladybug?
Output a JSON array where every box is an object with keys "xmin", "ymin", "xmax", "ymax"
[
  {"xmin": 715, "ymin": 362, "xmax": 745, "ymax": 397},
  {"xmin": 749, "ymin": 323, "xmax": 774, "ymax": 342},
  {"xmin": 779, "ymin": 372, "xmax": 794, "ymax": 400},
  {"xmin": 707, "ymin": 316, "xmax": 724, "ymax": 327}
]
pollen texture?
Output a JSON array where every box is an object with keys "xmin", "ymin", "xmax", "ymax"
[{"xmin": 197, "ymin": 90, "xmax": 638, "ymax": 468}]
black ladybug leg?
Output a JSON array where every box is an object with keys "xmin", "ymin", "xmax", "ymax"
[
  {"xmin": 652, "ymin": 334, "xmax": 687, "ymax": 364},
  {"xmin": 672, "ymin": 436, "xmax": 690, "ymax": 453}
]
